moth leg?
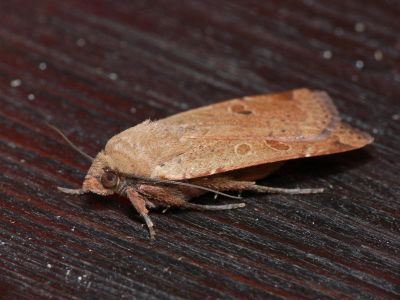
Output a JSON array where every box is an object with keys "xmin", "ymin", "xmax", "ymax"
[
  {"xmin": 145, "ymin": 199, "xmax": 157, "ymax": 209},
  {"xmin": 254, "ymin": 183, "xmax": 323, "ymax": 194},
  {"xmin": 138, "ymin": 185, "xmax": 245, "ymax": 211},
  {"xmin": 126, "ymin": 188, "xmax": 156, "ymax": 239},
  {"xmin": 196, "ymin": 178, "xmax": 323, "ymax": 195},
  {"xmin": 241, "ymin": 182, "xmax": 323, "ymax": 194},
  {"xmin": 184, "ymin": 203, "xmax": 245, "ymax": 210}
]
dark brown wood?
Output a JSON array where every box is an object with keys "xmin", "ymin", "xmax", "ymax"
[{"xmin": 0, "ymin": 0, "xmax": 399, "ymax": 299}]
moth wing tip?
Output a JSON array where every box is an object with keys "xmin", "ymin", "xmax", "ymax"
[
  {"xmin": 366, "ymin": 133, "xmax": 374, "ymax": 144},
  {"xmin": 353, "ymin": 129, "xmax": 374, "ymax": 148}
]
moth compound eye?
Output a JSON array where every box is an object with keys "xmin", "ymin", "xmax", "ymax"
[{"xmin": 100, "ymin": 171, "xmax": 118, "ymax": 189}]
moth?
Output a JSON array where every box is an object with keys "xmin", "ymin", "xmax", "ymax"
[{"xmin": 55, "ymin": 88, "xmax": 373, "ymax": 239}]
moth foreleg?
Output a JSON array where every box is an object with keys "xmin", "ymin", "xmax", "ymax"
[{"xmin": 126, "ymin": 188, "xmax": 156, "ymax": 239}]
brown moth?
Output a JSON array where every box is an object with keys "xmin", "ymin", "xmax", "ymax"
[{"xmin": 55, "ymin": 88, "xmax": 373, "ymax": 239}]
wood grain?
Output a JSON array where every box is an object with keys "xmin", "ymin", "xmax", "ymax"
[{"xmin": 0, "ymin": 0, "xmax": 399, "ymax": 299}]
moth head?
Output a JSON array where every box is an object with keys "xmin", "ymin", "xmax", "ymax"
[{"xmin": 82, "ymin": 152, "xmax": 120, "ymax": 195}]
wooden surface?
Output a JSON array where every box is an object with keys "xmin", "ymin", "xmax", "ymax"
[{"xmin": 0, "ymin": 0, "xmax": 399, "ymax": 299}]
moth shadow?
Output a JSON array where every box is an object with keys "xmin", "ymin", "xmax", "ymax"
[
  {"xmin": 81, "ymin": 194, "xmax": 144, "ymax": 221},
  {"xmin": 81, "ymin": 193, "xmax": 184, "ymax": 220},
  {"xmin": 262, "ymin": 149, "xmax": 373, "ymax": 187}
]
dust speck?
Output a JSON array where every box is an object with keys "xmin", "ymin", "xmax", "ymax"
[
  {"xmin": 39, "ymin": 62, "xmax": 47, "ymax": 71},
  {"xmin": 47, "ymin": 263, "xmax": 52, "ymax": 269},
  {"xmin": 76, "ymin": 38, "xmax": 86, "ymax": 47},
  {"xmin": 179, "ymin": 102, "xmax": 189, "ymax": 109},
  {"xmin": 355, "ymin": 60, "xmax": 364, "ymax": 69},
  {"xmin": 10, "ymin": 79, "xmax": 22, "ymax": 87},
  {"xmin": 354, "ymin": 22, "xmax": 365, "ymax": 32},
  {"xmin": 109, "ymin": 72, "xmax": 118, "ymax": 80},
  {"xmin": 130, "ymin": 107, "xmax": 137, "ymax": 114},
  {"xmin": 27, "ymin": 93, "xmax": 35, "ymax": 101},
  {"xmin": 374, "ymin": 50, "xmax": 383, "ymax": 61},
  {"xmin": 322, "ymin": 50, "xmax": 332, "ymax": 59},
  {"xmin": 392, "ymin": 114, "xmax": 399, "ymax": 120}
]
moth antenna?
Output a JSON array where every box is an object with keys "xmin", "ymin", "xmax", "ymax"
[
  {"xmin": 129, "ymin": 175, "xmax": 242, "ymax": 200},
  {"xmin": 46, "ymin": 123, "xmax": 94, "ymax": 162},
  {"xmin": 57, "ymin": 187, "xmax": 85, "ymax": 194}
]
